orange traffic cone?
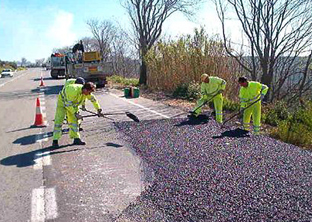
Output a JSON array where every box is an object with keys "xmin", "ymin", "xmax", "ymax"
[
  {"xmin": 39, "ymin": 76, "xmax": 45, "ymax": 87},
  {"xmin": 33, "ymin": 98, "xmax": 47, "ymax": 127}
]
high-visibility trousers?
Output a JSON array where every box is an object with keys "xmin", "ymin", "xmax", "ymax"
[
  {"xmin": 243, "ymin": 100, "xmax": 261, "ymax": 134},
  {"xmin": 193, "ymin": 94, "xmax": 223, "ymax": 123},
  {"xmin": 53, "ymin": 100, "xmax": 80, "ymax": 140}
]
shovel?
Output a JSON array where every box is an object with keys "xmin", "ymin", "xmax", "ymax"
[
  {"xmin": 221, "ymin": 97, "xmax": 262, "ymax": 129},
  {"xmin": 81, "ymin": 108, "xmax": 140, "ymax": 122},
  {"xmin": 171, "ymin": 92, "xmax": 221, "ymax": 118}
]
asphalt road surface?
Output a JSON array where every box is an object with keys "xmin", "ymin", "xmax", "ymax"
[{"xmin": 0, "ymin": 68, "xmax": 311, "ymax": 221}]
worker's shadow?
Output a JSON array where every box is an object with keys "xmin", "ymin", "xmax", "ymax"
[
  {"xmin": 0, "ymin": 144, "xmax": 78, "ymax": 168},
  {"xmin": 212, "ymin": 128, "xmax": 250, "ymax": 139},
  {"xmin": 12, "ymin": 130, "xmax": 68, "ymax": 146},
  {"xmin": 175, "ymin": 114, "xmax": 210, "ymax": 127}
]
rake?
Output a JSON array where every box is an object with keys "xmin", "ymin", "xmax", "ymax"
[{"xmin": 81, "ymin": 108, "xmax": 140, "ymax": 123}]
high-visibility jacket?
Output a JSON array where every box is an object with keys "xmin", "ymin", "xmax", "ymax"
[
  {"xmin": 64, "ymin": 79, "xmax": 77, "ymax": 87},
  {"xmin": 239, "ymin": 81, "xmax": 268, "ymax": 108},
  {"xmin": 59, "ymin": 84, "xmax": 100, "ymax": 114},
  {"xmin": 201, "ymin": 76, "xmax": 226, "ymax": 96}
]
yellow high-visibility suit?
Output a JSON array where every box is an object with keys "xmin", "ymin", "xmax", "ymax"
[
  {"xmin": 239, "ymin": 81, "xmax": 268, "ymax": 134},
  {"xmin": 53, "ymin": 84, "xmax": 101, "ymax": 140},
  {"xmin": 193, "ymin": 76, "xmax": 226, "ymax": 123}
]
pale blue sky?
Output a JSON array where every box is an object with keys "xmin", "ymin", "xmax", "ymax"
[{"xmin": 0, "ymin": 0, "xmax": 240, "ymax": 62}]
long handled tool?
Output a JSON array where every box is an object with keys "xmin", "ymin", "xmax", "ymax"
[
  {"xmin": 221, "ymin": 97, "xmax": 261, "ymax": 128},
  {"xmin": 81, "ymin": 109, "xmax": 140, "ymax": 122},
  {"xmin": 171, "ymin": 92, "xmax": 221, "ymax": 118}
]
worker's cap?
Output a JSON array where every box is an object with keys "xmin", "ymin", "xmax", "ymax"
[
  {"xmin": 201, "ymin": 73, "xmax": 209, "ymax": 82},
  {"xmin": 75, "ymin": 77, "xmax": 85, "ymax": 85}
]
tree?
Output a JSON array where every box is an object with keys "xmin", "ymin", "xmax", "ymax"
[
  {"xmin": 21, "ymin": 57, "xmax": 27, "ymax": 67},
  {"xmin": 35, "ymin": 58, "xmax": 45, "ymax": 67},
  {"xmin": 80, "ymin": 37, "xmax": 98, "ymax": 52},
  {"xmin": 86, "ymin": 19, "xmax": 116, "ymax": 62},
  {"xmin": 214, "ymin": 0, "xmax": 312, "ymax": 101},
  {"xmin": 52, "ymin": 46, "xmax": 72, "ymax": 54},
  {"xmin": 123, "ymin": 0, "xmax": 203, "ymax": 85}
]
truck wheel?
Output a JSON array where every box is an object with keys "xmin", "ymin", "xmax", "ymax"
[
  {"xmin": 96, "ymin": 83, "xmax": 105, "ymax": 88},
  {"xmin": 51, "ymin": 71, "xmax": 58, "ymax": 79}
]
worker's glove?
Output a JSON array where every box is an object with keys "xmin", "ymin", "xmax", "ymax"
[
  {"xmin": 260, "ymin": 94, "xmax": 265, "ymax": 100},
  {"xmin": 75, "ymin": 112, "xmax": 83, "ymax": 120},
  {"xmin": 97, "ymin": 109, "xmax": 105, "ymax": 117},
  {"xmin": 81, "ymin": 105, "xmax": 87, "ymax": 111}
]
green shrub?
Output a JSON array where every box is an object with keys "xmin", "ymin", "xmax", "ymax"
[
  {"xmin": 271, "ymin": 120, "xmax": 312, "ymax": 147},
  {"xmin": 270, "ymin": 101, "xmax": 312, "ymax": 147},
  {"xmin": 172, "ymin": 83, "xmax": 189, "ymax": 98},
  {"xmin": 186, "ymin": 81, "xmax": 201, "ymax": 100},
  {"xmin": 263, "ymin": 101, "xmax": 291, "ymax": 126},
  {"xmin": 107, "ymin": 75, "xmax": 139, "ymax": 87},
  {"xmin": 172, "ymin": 81, "xmax": 200, "ymax": 101},
  {"xmin": 223, "ymin": 97, "xmax": 240, "ymax": 111}
]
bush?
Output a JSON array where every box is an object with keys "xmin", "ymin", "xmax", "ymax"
[
  {"xmin": 271, "ymin": 120, "xmax": 312, "ymax": 147},
  {"xmin": 270, "ymin": 101, "xmax": 312, "ymax": 148},
  {"xmin": 107, "ymin": 75, "xmax": 139, "ymax": 87},
  {"xmin": 263, "ymin": 101, "xmax": 291, "ymax": 126},
  {"xmin": 172, "ymin": 81, "xmax": 200, "ymax": 101},
  {"xmin": 223, "ymin": 97, "xmax": 240, "ymax": 111}
]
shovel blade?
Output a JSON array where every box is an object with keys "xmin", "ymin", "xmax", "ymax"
[{"xmin": 125, "ymin": 112, "xmax": 140, "ymax": 122}]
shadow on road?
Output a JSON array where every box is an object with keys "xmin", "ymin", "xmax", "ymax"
[
  {"xmin": 212, "ymin": 128, "xmax": 250, "ymax": 139},
  {"xmin": 33, "ymin": 77, "xmax": 63, "ymax": 81},
  {"xmin": 31, "ymin": 85, "xmax": 63, "ymax": 96},
  {"xmin": 0, "ymin": 90, "xmax": 38, "ymax": 100},
  {"xmin": 12, "ymin": 130, "xmax": 67, "ymax": 146},
  {"xmin": 174, "ymin": 114, "xmax": 210, "ymax": 127},
  {"xmin": 0, "ymin": 144, "xmax": 73, "ymax": 168}
]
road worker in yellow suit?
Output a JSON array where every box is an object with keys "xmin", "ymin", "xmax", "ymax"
[
  {"xmin": 52, "ymin": 82, "xmax": 104, "ymax": 148},
  {"xmin": 190, "ymin": 73, "xmax": 226, "ymax": 123},
  {"xmin": 238, "ymin": 77, "xmax": 269, "ymax": 135},
  {"xmin": 63, "ymin": 77, "xmax": 85, "ymax": 130}
]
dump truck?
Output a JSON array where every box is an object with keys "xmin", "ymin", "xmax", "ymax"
[
  {"xmin": 65, "ymin": 51, "xmax": 113, "ymax": 87},
  {"xmin": 50, "ymin": 53, "xmax": 66, "ymax": 78}
]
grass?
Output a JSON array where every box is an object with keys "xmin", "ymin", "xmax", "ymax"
[{"xmin": 107, "ymin": 75, "xmax": 139, "ymax": 87}]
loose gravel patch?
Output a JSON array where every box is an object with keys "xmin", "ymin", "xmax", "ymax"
[{"xmin": 115, "ymin": 117, "xmax": 312, "ymax": 221}]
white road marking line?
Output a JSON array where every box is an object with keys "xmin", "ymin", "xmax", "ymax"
[
  {"xmin": 45, "ymin": 188, "xmax": 58, "ymax": 219},
  {"xmin": 34, "ymin": 134, "xmax": 51, "ymax": 170},
  {"xmin": 31, "ymin": 188, "xmax": 45, "ymax": 222},
  {"xmin": 31, "ymin": 187, "xmax": 58, "ymax": 222},
  {"xmin": 0, "ymin": 71, "xmax": 28, "ymax": 88},
  {"xmin": 110, "ymin": 93, "xmax": 170, "ymax": 118}
]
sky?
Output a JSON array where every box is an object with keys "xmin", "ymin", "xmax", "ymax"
[{"xmin": 0, "ymin": 0, "xmax": 241, "ymax": 63}]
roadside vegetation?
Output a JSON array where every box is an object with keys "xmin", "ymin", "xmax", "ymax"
[
  {"xmin": 109, "ymin": 27, "xmax": 312, "ymax": 149},
  {"xmin": 107, "ymin": 75, "xmax": 139, "ymax": 88}
]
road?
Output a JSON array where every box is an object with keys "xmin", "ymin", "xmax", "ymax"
[
  {"xmin": 0, "ymin": 68, "xmax": 181, "ymax": 222},
  {"xmin": 1, "ymin": 68, "xmax": 312, "ymax": 222}
]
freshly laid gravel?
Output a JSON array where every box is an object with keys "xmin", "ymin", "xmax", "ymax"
[{"xmin": 115, "ymin": 117, "xmax": 312, "ymax": 221}]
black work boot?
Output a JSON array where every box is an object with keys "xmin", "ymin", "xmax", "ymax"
[
  {"xmin": 52, "ymin": 140, "xmax": 59, "ymax": 148},
  {"xmin": 73, "ymin": 138, "xmax": 86, "ymax": 145}
]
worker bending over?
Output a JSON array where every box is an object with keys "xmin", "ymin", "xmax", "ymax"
[
  {"xmin": 238, "ymin": 77, "xmax": 269, "ymax": 135},
  {"xmin": 190, "ymin": 73, "xmax": 226, "ymax": 123},
  {"xmin": 52, "ymin": 82, "xmax": 103, "ymax": 148}
]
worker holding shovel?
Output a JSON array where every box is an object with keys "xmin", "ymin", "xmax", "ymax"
[
  {"xmin": 52, "ymin": 82, "xmax": 103, "ymax": 148},
  {"xmin": 189, "ymin": 73, "xmax": 226, "ymax": 123},
  {"xmin": 238, "ymin": 77, "xmax": 268, "ymax": 135}
]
